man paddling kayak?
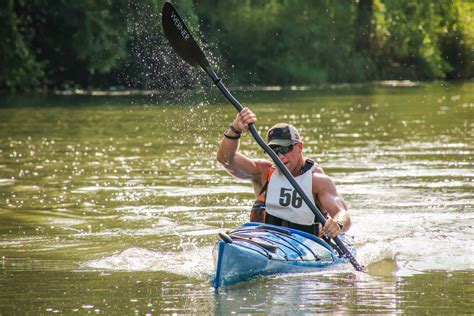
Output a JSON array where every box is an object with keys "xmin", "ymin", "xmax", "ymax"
[
  {"xmin": 162, "ymin": 1, "xmax": 365, "ymax": 272},
  {"xmin": 217, "ymin": 107, "xmax": 351, "ymax": 238}
]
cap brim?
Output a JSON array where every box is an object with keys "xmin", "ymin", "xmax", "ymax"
[{"xmin": 267, "ymin": 139, "xmax": 294, "ymax": 147}]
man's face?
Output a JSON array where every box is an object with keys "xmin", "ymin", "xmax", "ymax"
[{"xmin": 273, "ymin": 142, "xmax": 303, "ymax": 171}]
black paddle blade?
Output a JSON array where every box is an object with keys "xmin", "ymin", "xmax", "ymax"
[
  {"xmin": 161, "ymin": 1, "xmax": 210, "ymax": 71},
  {"xmin": 344, "ymin": 250, "xmax": 367, "ymax": 272}
]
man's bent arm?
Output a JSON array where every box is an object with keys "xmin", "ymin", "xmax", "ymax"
[
  {"xmin": 314, "ymin": 174, "xmax": 352, "ymax": 235},
  {"xmin": 217, "ymin": 136, "xmax": 263, "ymax": 181}
]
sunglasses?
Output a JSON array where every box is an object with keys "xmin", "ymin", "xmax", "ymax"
[{"xmin": 270, "ymin": 144, "xmax": 295, "ymax": 155}]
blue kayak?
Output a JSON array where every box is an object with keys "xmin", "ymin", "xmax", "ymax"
[{"xmin": 212, "ymin": 222, "xmax": 356, "ymax": 288}]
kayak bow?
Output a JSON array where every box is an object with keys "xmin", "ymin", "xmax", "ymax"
[{"xmin": 213, "ymin": 223, "xmax": 356, "ymax": 288}]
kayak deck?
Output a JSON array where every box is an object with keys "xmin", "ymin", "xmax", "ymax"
[{"xmin": 213, "ymin": 223, "xmax": 355, "ymax": 288}]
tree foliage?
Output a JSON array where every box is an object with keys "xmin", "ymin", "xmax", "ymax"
[
  {"xmin": 0, "ymin": 0, "xmax": 44, "ymax": 92},
  {"xmin": 0, "ymin": 0, "xmax": 472, "ymax": 93}
]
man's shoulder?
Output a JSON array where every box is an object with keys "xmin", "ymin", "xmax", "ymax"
[
  {"xmin": 311, "ymin": 163, "xmax": 325, "ymax": 175},
  {"xmin": 303, "ymin": 158, "xmax": 325, "ymax": 175},
  {"xmin": 311, "ymin": 171, "xmax": 334, "ymax": 189},
  {"xmin": 248, "ymin": 159, "xmax": 273, "ymax": 187},
  {"xmin": 312, "ymin": 171, "xmax": 330, "ymax": 180},
  {"xmin": 254, "ymin": 159, "xmax": 273, "ymax": 173},
  {"xmin": 311, "ymin": 173, "xmax": 336, "ymax": 197}
]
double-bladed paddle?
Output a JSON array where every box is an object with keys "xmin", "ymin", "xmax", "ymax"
[{"xmin": 161, "ymin": 0, "xmax": 366, "ymax": 273}]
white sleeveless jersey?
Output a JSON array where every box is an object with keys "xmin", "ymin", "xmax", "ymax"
[{"xmin": 266, "ymin": 164, "xmax": 316, "ymax": 225}]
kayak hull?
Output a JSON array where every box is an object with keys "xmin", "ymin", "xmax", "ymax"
[{"xmin": 212, "ymin": 222, "xmax": 355, "ymax": 288}]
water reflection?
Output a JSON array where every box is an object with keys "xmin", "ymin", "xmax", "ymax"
[
  {"xmin": 214, "ymin": 272, "xmax": 398, "ymax": 314},
  {"xmin": 0, "ymin": 271, "xmax": 215, "ymax": 314}
]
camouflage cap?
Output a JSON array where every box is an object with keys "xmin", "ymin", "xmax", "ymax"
[{"xmin": 266, "ymin": 123, "xmax": 301, "ymax": 147}]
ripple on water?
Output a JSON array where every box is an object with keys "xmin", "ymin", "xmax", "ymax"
[
  {"xmin": 71, "ymin": 185, "xmax": 250, "ymax": 196},
  {"xmin": 0, "ymin": 178, "xmax": 16, "ymax": 186},
  {"xmin": 83, "ymin": 246, "xmax": 215, "ymax": 280}
]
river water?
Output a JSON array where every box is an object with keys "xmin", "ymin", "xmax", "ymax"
[{"xmin": 0, "ymin": 82, "xmax": 473, "ymax": 314}]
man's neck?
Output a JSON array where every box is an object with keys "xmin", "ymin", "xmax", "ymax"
[{"xmin": 291, "ymin": 157, "xmax": 306, "ymax": 176}]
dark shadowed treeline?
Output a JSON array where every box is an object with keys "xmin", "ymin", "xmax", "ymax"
[{"xmin": 1, "ymin": 0, "xmax": 472, "ymax": 93}]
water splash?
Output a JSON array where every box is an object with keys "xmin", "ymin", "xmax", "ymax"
[{"xmin": 83, "ymin": 245, "xmax": 215, "ymax": 280}]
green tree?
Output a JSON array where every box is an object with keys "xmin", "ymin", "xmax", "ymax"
[
  {"xmin": 123, "ymin": 0, "xmax": 206, "ymax": 90},
  {"xmin": 24, "ymin": 0, "xmax": 130, "ymax": 89},
  {"xmin": 0, "ymin": 0, "xmax": 472, "ymax": 94},
  {"xmin": 0, "ymin": 0, "xmax": 44, "ymax": 92},
  {"xmin": 374, "ymin": 0, "xmax": 473, "ymax": 80}
]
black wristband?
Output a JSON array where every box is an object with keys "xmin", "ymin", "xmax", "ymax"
[
  {"xmin": 224, "ymin": 130, "xmax": 241, "ymax": 140},
  {"xmin": 229, "ymin": 125, "xmax": 242, "ymax": 135}
]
